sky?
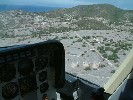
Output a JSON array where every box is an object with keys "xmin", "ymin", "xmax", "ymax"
[{"xmin": 0, "ymin": 0, "xmax": 133, "ymax": 10}]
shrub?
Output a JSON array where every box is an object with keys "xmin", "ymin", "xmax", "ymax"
[{"xmin": 111, "ymin": 70, "xmax": 115, "ymax": 73}]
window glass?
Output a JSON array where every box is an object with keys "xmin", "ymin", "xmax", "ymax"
[{"xmin": 0, "ymin": 0, "xmax": 133, "ymax": 86}]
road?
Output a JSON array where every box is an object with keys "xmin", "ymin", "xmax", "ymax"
[{"xmin": 75, "ymin": 33, "xmax": 117, "ymax": 69}]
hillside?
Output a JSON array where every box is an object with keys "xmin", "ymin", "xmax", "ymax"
[
  {"xmin": 0, "ymin": 4, "xmax": 133, "ymax": 37},
  {"xmin": 47, "ymin": 4, "xmax": 133, "ymax": 23},
  {"xmin": 46, "ymin": 4, "xmax": 133, "ymax": 27}
]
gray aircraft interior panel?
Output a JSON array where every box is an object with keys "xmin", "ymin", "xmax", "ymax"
[
  {"xmin": 109, "ymin": 70, "xmax": 133, "ymax": 100},
  {"xmin": 0, "ymin": 40, "xmax": 65, "ymax": 100}
]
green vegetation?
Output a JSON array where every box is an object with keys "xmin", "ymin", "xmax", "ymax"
[
  {"xmin": 73, "ymin": 19, "xmax": 111, "ymax": 30},
  {"xmin": 103, "ymin": 52, "xmax": 119, "ymax": 61},
  {"xmin": 61, "ymin": 36, "xmax": 68, "ymax": 39},
  {"xmin": 100, "ymin": 64, "xmax": 106, "ymax": 68},
  {"xmin": 0, "ymin": 33, "xmax": 15, "ymax": 38},
  {"xmin": 108, "ymin": 53, "xmax": 119, "ymax": 60},
  {"xmin": 44, "ymin": 27, "xmax": 71, "ymax": 34},
  {"xmin": 84, "ymin": 67, "xmax": 91, "ymax": 71},
  {"xmin": 97, "ymin": 40, "xmax": 132, "ymax": 63},
  {"xmin": 75, "ymin": 38, "xmax": 82, "ymax": 42},
  {"xmin": 103, "ymin": 54, "xmax": 108, "ymax": 58},
  {"xmin": 114, "ymin": 41, "xmax": 132, "ymax": 50},
  {"xmin": 31, "ymin": 32, "xmax": 38, "ymax": 38},
  {"xmin": 83, "ymin": 36, "xmax": 91, "ymax": 39},
  {"xmin": 82, "ymin": 44, "xmax": 86, "ymax": 47},
  {"xmin": 111, "ymin": 70, "xmax": 116, "ymax": 73},
  {"xmin": 48, "ymin": 4, "xmax": 133, "ymax": 27},
  {"xmin": 69, "ymin": 37, "xmax": 73, "ymax": 39},
  {"xmin": 1, "ymin": 4, "xmax": 133, "ymax": 38},
  {"xmin": 130, "ymin": 29, "xmax": 133, "ymax": 34},
  {"xmin": 97, "ymin": 46, "xmax": 105, "ymax": 53}
]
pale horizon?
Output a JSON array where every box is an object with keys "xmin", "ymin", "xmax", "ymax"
[{"xmin": 0, "ymin": 0, "xmax": 133, "ymax": 10}]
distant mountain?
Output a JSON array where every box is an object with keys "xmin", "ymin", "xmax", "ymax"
[
  {"xmin": 46, "ymin": 4, "xmax": 133, "ymax": 25},
  {"xmin": 0, "ymin": 4, "xmax": 62, "ymax": 12},
  {"xmin": 0, "ymin": 4, "xmax": 133, "ymax": 36}
]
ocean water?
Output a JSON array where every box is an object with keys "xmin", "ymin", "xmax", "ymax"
[{"xmin": 0, "ymin": 4, "xmax": 61, "ymax": 12}]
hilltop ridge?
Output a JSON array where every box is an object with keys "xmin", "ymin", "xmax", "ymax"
[
  {"xmin": 0, "ymin": 4, "xmax": 133, "ymax": 37},
  {"xmin": 47, "ymin": 4, "xmax": 133, "ymax": 24}
]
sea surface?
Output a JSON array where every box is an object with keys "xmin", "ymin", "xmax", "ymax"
[{"xmin": 0, "ymin": 4, "xmax": 62, "ymax": 12}]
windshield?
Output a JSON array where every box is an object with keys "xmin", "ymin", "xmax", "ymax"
[{"xmin": 0, "ymin": 0, "xmax": 133, "ymax": 87}]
